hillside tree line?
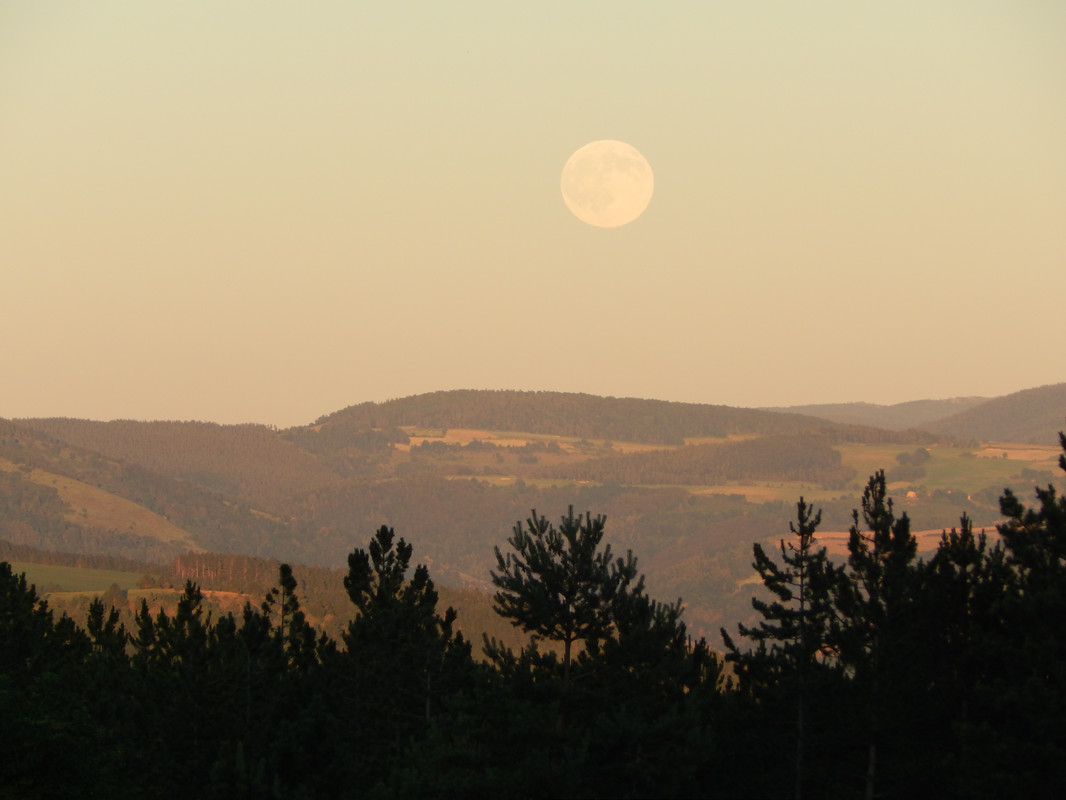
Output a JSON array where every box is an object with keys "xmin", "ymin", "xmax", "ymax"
[{"xmin": 1, "ymin": 434, "xmax": 1064, "ymax": 797}]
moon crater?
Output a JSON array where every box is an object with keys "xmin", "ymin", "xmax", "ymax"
[{"xmin": 560, "ymin": 140, "xmax": 654, "ymax": 228}]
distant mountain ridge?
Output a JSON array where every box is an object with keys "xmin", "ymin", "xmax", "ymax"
[
  {"xmin": 766, "ymin": 383, "xmax": 1066, "ymax": 444},
  {"xmin": 921, "ymin": 383, "xmax": 1066, "ymax": 444},
  {"xmin": 309, "ymin": 389, "xmax": 919, "ymax": 447},
  {"xmin": 762, "ymin": 397, "xmax": 990, "ymax": 431}
]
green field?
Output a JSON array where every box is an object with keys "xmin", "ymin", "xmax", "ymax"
[
  {"xmin": 9, "ymin": 561, "xmax": 148, "ymax": 593},
  {"xmin": 836, "ymin": 442, "xmax": 1061, "ymax": 492},
  {"xmin": 446, "ymin": 438, "xmax": 1062, "ymax": 507}
]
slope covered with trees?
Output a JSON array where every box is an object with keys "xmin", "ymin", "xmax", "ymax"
[
  {"xmin": 0, "ymin": 512, "xmax": 719, "ymax": 797},
  {"xmin": 922, "ymin": 382, "xmax": 1066, "ymax": 444},
  {"xmin": 539, "ymin": 434, "xmax": 857, "ymax": 488},
  {"xmin": 721, "ymin": 434, "xmax": 1066, "ymax": 797},
  {"xmin": 14, "ymin": 418, "xmax": 341, "ymax": 504},
  {"xmin": 764, "ymin": 396, "xmax": 989, "ymax": 430},
  {"xmin": 3, "ymin": 433, "xmax": 1065, "ymax": 797},
  {"xmin": 2, "ymin": 387, "xmax": 1056, "ymax": 643},
  {"xmin": 311, "ymin": 389, "xmax": 846, "ymax": 446}
]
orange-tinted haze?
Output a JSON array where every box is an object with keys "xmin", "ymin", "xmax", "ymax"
[{"xmin": 2, "ymin": 2, "xmax": 1063, "ymax": 426}]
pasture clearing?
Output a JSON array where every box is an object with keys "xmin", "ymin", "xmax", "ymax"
[
  {"xmin": 398, "ymin": 427, "xmax": 670, "ymax": 454},
  {"xmin": 9, "ymin": 561, "xmax": 147, "ymax": 593},
  {"xmin": 835, "ymin": 442, "xmax": 1061, "ymax": 493},
  {"xmin": 0, "ymin": 457, "xmax": 202, "ymax": 551}
]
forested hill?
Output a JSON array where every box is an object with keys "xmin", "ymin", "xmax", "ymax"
[
  {"xmin": 539, "ymin": 434, "xmax": 857, "ymax": 488},
  {"xmin": 14, "ymin": 418, "xmax": 342, "ymax": 504},
  {"xmin": 4, "ymin": 386, "xmax": 1063, "ymax": 644},
  {"xmin": 0, "ymin": 421, "xmax": 297, "ymax": 563},
  {"xmin": 311, "ymin": 389, "xmax": 875, "ymax": 446},
  {"xmin": 764, "ymin": 396, "xmax": 989, "ymax": 430},
  {"xmin": 921, "ymin": 382, "xmax": 1066, "ymax": 444}
]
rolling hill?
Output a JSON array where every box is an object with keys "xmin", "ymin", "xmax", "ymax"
[
  {"xmin": 771, "ymin": 383, "xmax": 1066, "ymax": 444},
  {"xmin": 764, "ymin": 396, "xmax": 990, "ymax": 430},
  {"xmin": 920, "ymin": 383, "xmax": 1066, "ymax": 444},
  {"xmin": 308, "ymin": 389, "xmax": 850, "ymax": 446},
  {"xmin": 4, "ymin": 385, "xmax": 1064, "ymax": 639}
]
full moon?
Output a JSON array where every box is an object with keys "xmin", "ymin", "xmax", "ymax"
[{"xmin": 560, "ymin": 140, "xmax": 654, "ymax": 228}]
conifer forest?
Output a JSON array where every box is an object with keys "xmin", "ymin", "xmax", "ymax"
[{"xmin": 2, "ymin": 430, "xmax": 1065, "ymax": 798}]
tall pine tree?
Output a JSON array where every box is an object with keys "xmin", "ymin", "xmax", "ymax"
[
  {"xmin": 828, "ymin": 471, "xmax": 919, "ymax": 800},
  {"xmin": 491, "ymin": 507, "xmax": 641, "ymax": 689},
  {"xmin": 722, "ymin": 498, "xmax": 840, "ymax": 799}
]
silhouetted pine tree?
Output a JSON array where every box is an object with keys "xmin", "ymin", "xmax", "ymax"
[
  {"xmin": 721, "ymin": 498, "xmax": 842, "ymax": 799},
  {"xmin": 261, "ymin": 562, "xmax": 323, "ymax": 671},
  {"xmin": 828, "ymin": 471, "xmax": 920, "ymax": 800},
  {"xmin": 490, "ymin": 508, "xmax": 718, "ymax": 797},
  {"xmin": 967, "ymin": 432, "xmax": 1066, "ymax": 794},
  {"xmin": 491, "ymin": 507, "xmax": 641, "ymax": 691},
  {"xmin": 325, "ymin": 526, "xmax": 473, "ymax": 790},
  {"xmin": 908, "ymin": 516, "xmax": 1012, "ymax": 796}
]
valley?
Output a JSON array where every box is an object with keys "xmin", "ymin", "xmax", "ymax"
[{"xmin": 2, "ymin": 383, "xmax": 1064, "ymax": 641}]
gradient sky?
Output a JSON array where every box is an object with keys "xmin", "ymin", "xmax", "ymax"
[{"xmin": 3, "ymin": 1, "xmax": 1064, "ymax": 427}]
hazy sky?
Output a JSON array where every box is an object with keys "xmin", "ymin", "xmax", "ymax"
[{"xmin": 3, "ymin": 1, "xmax": 1064, "ymax": 427}]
